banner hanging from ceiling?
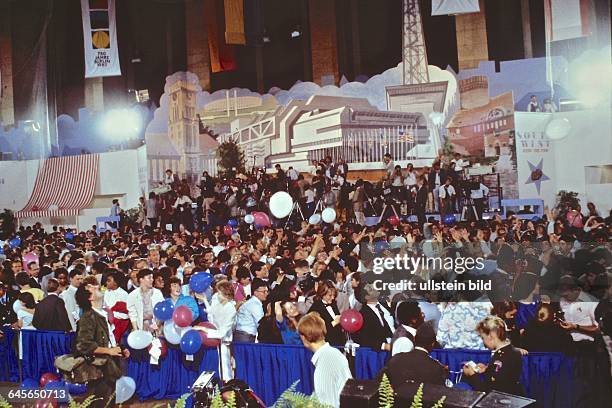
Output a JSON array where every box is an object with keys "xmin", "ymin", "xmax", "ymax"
[
  {"xmin": 80, "ymin": 0, "xmax": 121, "ymax": 78},
  {"xmin": 431, "ymin": 0, "xmax": 480, "ymax": 16}
]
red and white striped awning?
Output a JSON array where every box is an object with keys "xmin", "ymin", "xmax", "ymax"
[{"xmin": 15, "ymin": 154, "xmax": 100, "ymax": 219}]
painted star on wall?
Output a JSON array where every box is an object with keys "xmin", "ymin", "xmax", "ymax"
[{"xmin": 525, "ymin": 158, "xmax": 550, "ymax": 195}]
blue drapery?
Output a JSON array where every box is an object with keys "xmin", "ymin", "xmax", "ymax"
[
  {"xmin": 4, "ymin": 330, "xmax": 608, "ymax": 408},
  {"xmin": 127, "ymin": 345, "xmax": 219, "ymax": 401},
  {"xmin": 21, "ymin": 330, "xmax": 75, "ymax": 380},
  {"xmin": 0, "ymin": 327, "xmax": 19, "ymax": 381},
  {"xmin": 354, "ymin": 348, "xmax": 587, "ymax": 408},
  {"xmin": 233, "ymin": 343, "xmax": 316, "ymax": 405}
]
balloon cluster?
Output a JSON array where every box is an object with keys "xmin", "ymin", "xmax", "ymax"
[
  {"xmin": 147, "ymin": 271, "xmax": 219, "ymax": 355},
  {"xmin": 29, "ymin": 373, "xmax": 89, "ymax": 407}
]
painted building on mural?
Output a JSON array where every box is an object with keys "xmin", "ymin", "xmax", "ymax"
[
  {"xmin": 146, "ymin": 73, "xmax": 219, "ymax": 186},
  {"xmin": 218, "ymin": 95, "xmax": 429, "ymax": 172},
  {"xmin": 446, "ymin": 76, "xmax": 515, "ymax": 159}
]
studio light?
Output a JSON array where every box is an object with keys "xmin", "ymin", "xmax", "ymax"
[{"xmin": 100, "ymin": 109, "xmax": 142, "ymax": 140}]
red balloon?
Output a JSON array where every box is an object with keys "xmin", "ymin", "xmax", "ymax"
[
  {"xmin": 172, "ymin": 305, "xmax": 193, "ymax": 327},
  {"xmin": 340, "ymin": 309, "xmax": 364, "ymax": 334},
  {"xmin": 147, "ymin": 338, "xmax": 168, "ymax": 359},
  {"xmin": 388, "ymin": 215, "xmax": 400, "ymax": 227},
  {"xmin": 223, "ymin": 225, "xmax": 233, "ymax": 236},
  {"xmin": 253, "ymin": 212, "xmax": 271, "ymax": 228},
  {"xmin": 195, "ymin": 322, "xmax": 221, "ymax": 348},
  {"xmin": 39, "ymin": 372, "xmax": 59, "ymax": 387},
  {"xmin": 35, "ymin": 398, "xmax": 58, "ymax": 408}
]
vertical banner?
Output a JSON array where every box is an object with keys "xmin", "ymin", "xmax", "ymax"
[
  {"xmin": 514, "ymin": 112, "xmax": 557, "ymax": 207},
  {"xmin": 81, "ymin": 0, "xmax": 121, "ymax": 78}
]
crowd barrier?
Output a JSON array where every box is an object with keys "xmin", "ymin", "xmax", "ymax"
[{"xmin": 0, "ymin": 328, "xmax": 608, "ymax": 407}]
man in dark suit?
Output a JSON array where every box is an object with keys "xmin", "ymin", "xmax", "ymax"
[
  {"xmin": 0, "ymin": 280, "xmax": 18, "ymax": 326},
  {"xmin": 32, "ymin": 278, "xmax": 72, "ymax": 332},
  {"xmin": 415, "ymin": 177, "xmax": 428, "ymax": 227},
  {"xmin": 428, "ymin": 162, "xmax": 446, "ymax": 213},
  {"xmin": 378, "ymin": 322, "xmax": 448, "ymax": 389},
  {"xmin": 356, "ymin": 284, "xmax": 393, "ymax": 351}
]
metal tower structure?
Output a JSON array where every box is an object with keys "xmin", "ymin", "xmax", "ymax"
[{"xmin": 402, "ymin": 0, "xmax": 430, "ymax": 85}]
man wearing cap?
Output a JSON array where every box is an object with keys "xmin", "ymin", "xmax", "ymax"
[
  {"xmin": 378, "ymin": 322, "xmax": 448, "ymax": 389},
  {"xmin": 234, "ymin": 280, "xmax": 268, "ymax": 343},
  {"xmin": 356, "ymin": 284, "xmax": 393, "ymax": 351}
]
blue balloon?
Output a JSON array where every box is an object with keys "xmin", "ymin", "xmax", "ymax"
[
  {"xmin": 45, "ymin": 380, "xmax": 65, "ymax": 390},
  {"xmin": 189, "ymin": 272, "xmax": 213, "ymax": 293},
  {"xmin": 374, "ymin": 241, "xmax": 389, "ymax": 254},
  {"xmin": 442, "ymin": 214, "xmax": 456, "ymax": 225},
  {"xmin": 21, "ymin": 378, "xmax": 39, "ymax": 388},
  {"xmin": 180, "ymin": 330, "xmax": 202, "ymax": 354},
  {"xmin": 9, "ymin": 237, "xmax": 21, "ymax": 249},
  {"xmin": 227, "ymin": 219, "xmax": 239, "ymax": 227},
  {"xmin": 153, "ymin": 300, "xmax": 175, "ymax": 321},
  {"xmin": 66, "ymin": 382, "xmax": 88, "ymax": 395},
  {"xmin": 65, "ymin": 232, "xmax": 74, "ymax": 240}
]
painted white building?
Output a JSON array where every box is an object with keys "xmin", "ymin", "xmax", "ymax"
[{"xmin": 219, "ymin": 95, "xmax": 431, "ymax": 172}]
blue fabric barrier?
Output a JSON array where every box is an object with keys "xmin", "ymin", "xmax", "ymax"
[
  {"xmin": 21, "ymin": 330, "xmax": 75, "ymax": 380},
  {"xmin": 233, "ymin": 342, "xmax": 316, "ymax": 405},
  {"xmin": 0, "ymin": 326, "xmax": 19, "ymax": 382},
  {"xmin": 4, "ymin": 330, "xmax": 609, "ymax": 408}
]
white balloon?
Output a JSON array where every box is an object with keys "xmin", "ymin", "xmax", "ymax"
[
  {"xmin": 163, "ymin": 321, "xmax": 182, "ymax": 345},
  {"xmin": 116, "ymin": 376, "xmax": 136, "ymax": 404},
  {"xmin": 269, "ymin": 191, "xmax": 294, "ymax": 218},
  {"xmin": 127, "ymin": 330, "xmax": 153, "ymax": 350},
  {"xmin": 244, "ymin": 214, "xmax": 255, "ymax": 224},
  {"xmin": 309, "ymin": 213, "xmax": 321, "ymax": 225},
  {"xmin": 545, "ymin": 117, "xmax": 571, "ymax": 140},
  {"xmin": 321, "ymin": 207, "xmax": 337, "ymax": 224}
]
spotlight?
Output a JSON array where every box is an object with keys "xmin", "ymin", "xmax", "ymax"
[
  {"xmin": 262, "ymin": 29, "xmax": 271, "ymax": 43},
  {"xmin": 100, "ymin": 109, "xmax": 141, "ymax": 140},
  {"xmin": 291, "ymin": 25, "xmax": 301, "ymax": 38}
]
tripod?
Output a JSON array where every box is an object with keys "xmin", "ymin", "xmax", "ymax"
[
  {"xmin": 378, "ymin": 200, "xmax": 400, "ymax": 224},
  {"xmin": 460, "ymin": 197, "xmax": 479, "ymax": 221},
  {"xmin": 284, "ymin": 200, "xmax": 305, "ymax": 228}
]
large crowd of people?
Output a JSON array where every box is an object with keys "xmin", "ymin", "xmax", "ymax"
[{"xmin": 1, "ymin": 153, "xmax": 611, "ymax": 407}]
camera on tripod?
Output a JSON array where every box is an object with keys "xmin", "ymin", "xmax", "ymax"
[{"xmin": 460, "ymin": 180, "xmax": 481, "ymax": 197}]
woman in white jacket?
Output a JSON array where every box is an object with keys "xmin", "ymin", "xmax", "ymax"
[{"xmin": 198, "ymin": 280, "xmax": 237, "ymax": 382}]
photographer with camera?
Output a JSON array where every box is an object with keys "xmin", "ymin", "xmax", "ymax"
[{"xmin": 469, "ymin": 176, "xmax": 489, "ymax": 220}]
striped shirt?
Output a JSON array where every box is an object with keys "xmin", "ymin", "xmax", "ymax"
[{"xmin": 311, "ymin": 343, "xmax": 352, "ymax": 408}]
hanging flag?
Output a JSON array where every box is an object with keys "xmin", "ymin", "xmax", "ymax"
[
  {"xmin": 80, "ymin": 0, "xmax": 121, "ymax": 78},
  {"xmin": 544, "ymin": 0, "xmax": 590, "ymax": 42},
  {"xmin": 431, "ymin": 0, "xmax": 480, "ymax": 16}
]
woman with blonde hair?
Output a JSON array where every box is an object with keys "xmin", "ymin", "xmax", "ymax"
[
  {"xmin": 462, "ymin": 316, "xmax": 525, "ymax": 395},
  {"xmin": 198, "ymin": 280, "xmax": 237, "ymax": 381}
]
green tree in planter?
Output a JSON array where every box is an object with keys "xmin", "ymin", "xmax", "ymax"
[{"xmin": 217, "ymin": 137, "xmax": 246, "ymax": 179}]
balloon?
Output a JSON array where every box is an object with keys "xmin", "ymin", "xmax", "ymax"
[
  {"xmin": 115, "ymin": 376, "xmax": 136, "ymax": 404},
  {"xmin": 147, "ymin": 337, "xmax": 168, "ymax": 359},
  {"xmin": 66, "ymin": 382, "xmax": 88, "ymax": 395},
  {"xmin": 45, "ymin": 381, "xmax": 65, "ymax": 390},
  {"xmin": 65, "ymin": 232, "xmax": 74, "ymax": 240},
  {"xmin": 566, "ymin": 210, "xmax": 584, "ymax": 228},
  {"xmin": 189, "ymin": 271, "xmax": 213, "ymax": 293},
  {"xmin": 309, "ymin": 213, "xmax": 321, "ymax": 225},
  {"xmin": 442, "ymin": 214, "xmax": 456, "ymax": 225},
  {"xmin": 388, "ymin": 215, "xmax": 400, "ymax": 227},
  {"xmin": 244, "ymin": 214, "xmax": 255, "ymax": 224},
  {"xmin": 22, "ymin": 378, "xmax": 39, "ymax": 388},
  {"xmin": 153, "ymin": 299, "xmax": 175, "ymax": 321},
  {"xmin": 9, "ymin": 237, "xmax": 21, "ymax": 249},
  {"xmin": 374, "ymin": 240, "xmax": 389, "ymax": 254},
  {"xmin": 340, "ymin": 309, "xmax": 363, "ymax": 333},
  {"xmin": 223, "ymin": 225, "xmax": 233, "ymax": 236},
  {"xmin": 127, "ymin": 330, "xmax": 153, "ymax": 350},
  {"xmin": 163, "ymin": 321, "xmax": 182, "ymax": 345},
  {"xmin": 253, "ymin": 212, "xmax": 271, "ymax": 228},
  {"xmin": 321, "ymin": 208, "xmax": 336, "ymax": 223},
  {"xmin": 269, "ymin": 191, "xmax": 294, "ymax": 218},
  {"xmin": 227, "ymin": 219, "xmax": 239, "ymax": 227},
  {"xmin": 180, "ymin": 329, "xmax": 202, "ymax": 354},
  {"xmin": 173, "ymin": 305, "xmax": 194, "ymax": 327},
  {"xmin": 39, "ymin": 372, "xmax": 59, "ymax": 387},
  {"xmin": 194, "ymin": 322, "xmax": 221, "ymax": 348},
  {"xmin": 546, "ymin": 117, "xmax": 571, "ymax": 140}
]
